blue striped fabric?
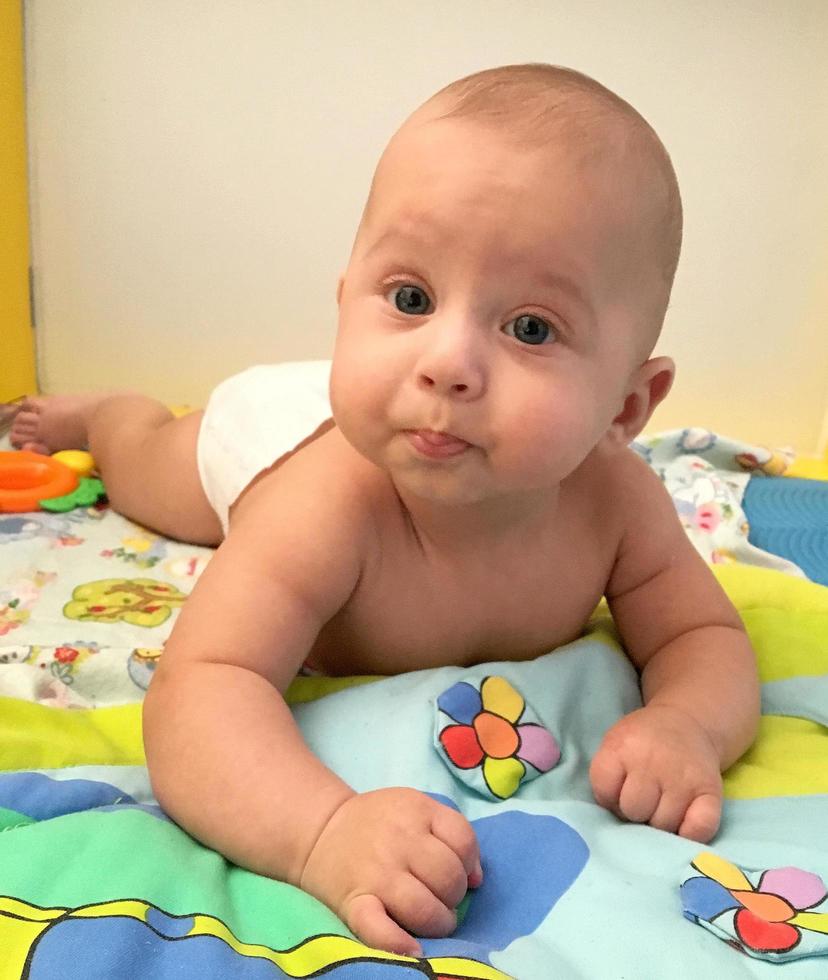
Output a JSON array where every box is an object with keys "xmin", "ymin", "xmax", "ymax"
[{"xmin": 743, "ymin": 477, "xmax": 828, "ymax": 585}]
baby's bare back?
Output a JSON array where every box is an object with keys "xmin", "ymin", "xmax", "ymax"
[{"xmin": 235, "ymin": 426, "xmax": 624, "ymax": 677}]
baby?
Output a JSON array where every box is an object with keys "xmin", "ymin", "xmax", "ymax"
[{"xmin": 11, "ymin": 64, "xmax": 759, "ymax": 958}]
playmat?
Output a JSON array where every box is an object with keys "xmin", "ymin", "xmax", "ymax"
[{"xmin": 1, "ymin": 432, "xmax": 828, "ymax": 977}]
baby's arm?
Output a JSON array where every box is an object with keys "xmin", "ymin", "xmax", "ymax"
[
  {"xmin": 143, "ymin": 455, "xmax": 480, "ymax": 956},
  {"xmin": 592, "ymin": 452, "xmax": 760, "ymax": 842}
]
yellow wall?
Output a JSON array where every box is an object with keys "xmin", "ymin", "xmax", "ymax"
[{"xmin": 0, "ymin": 0, "xmax": 36, "ymax": 401}]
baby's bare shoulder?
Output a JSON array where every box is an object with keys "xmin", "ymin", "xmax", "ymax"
[
  {"xmin": 170, "ymin": 429, "xmax": 389, "ymax": 688},
  {"xmin": 566, "ymin": 448, "xmax": 682, "ymax": 578},
  {"xmin": 605, "ymin": 443, "xmax": 656, "ymax": 484},
  {"xmin": 568, "ymin": 446, "xmax": 663, "ymax": 529},
  {"xmin": 601, "ymin": 445, "xmax": 704, "ymax": 597},
  {"xmin": 585, "ymin": 445, "xmax": 669, "ymax": 513},
  {"xmin": 231, "ymin": 426, "xmax": 385, "ymax": 544}
]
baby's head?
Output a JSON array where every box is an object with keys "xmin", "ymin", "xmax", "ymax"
[
  {"xmin": 331, "ymin": 65, "xmax": 682, "ymax": 503},
  {"xmin": 360, "ymin": 64, "xmax": 680, "ymax": 348}
]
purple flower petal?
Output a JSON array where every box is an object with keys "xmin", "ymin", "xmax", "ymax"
[
  {"xmin": 516, "ymin": 723, "xmax": 560, "ymax": 772},
  {"xmin": 759, "ymin": 867, "xmax": 827, "ymax": 911}
]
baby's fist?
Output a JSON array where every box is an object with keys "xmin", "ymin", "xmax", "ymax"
[
  {"xmin": 589, "ymin": 704, "xmax": 723, "ymax": 842},
  {"xmin": 300, "ymin": 787, "xmax": 482, "ymax": 956}
]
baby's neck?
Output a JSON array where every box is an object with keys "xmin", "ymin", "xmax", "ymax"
[{"xmin": 395, "ymin": 482, "xmax": 563, "ymax": 559}]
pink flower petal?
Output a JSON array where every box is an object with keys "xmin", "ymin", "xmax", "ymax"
[
  {"xmin": 516, "ymin": 723, "xmax": 560, "ymax": 772},
  {"xmin": 759, "ymin": 867, "xmax": 827, "ymax": 911}
]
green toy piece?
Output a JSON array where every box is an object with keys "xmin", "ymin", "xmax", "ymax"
[{"xmin": 39, "ymin": 477, "xmax": 107, "ymax": 513}]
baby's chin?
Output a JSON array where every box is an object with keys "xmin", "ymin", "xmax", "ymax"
[{"xmin": 389, "ymin": 466, "xmax": 496, "ymax": 507}]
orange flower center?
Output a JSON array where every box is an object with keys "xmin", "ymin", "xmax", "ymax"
[
  {"xmin": 732, "ymin": 889, "xmax": 795, "ymax": 923},
  {"xmin": 473, "ymin": 712, "xmax": 519, "ymax": 759}
]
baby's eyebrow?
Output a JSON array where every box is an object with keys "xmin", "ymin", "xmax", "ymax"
[
  {"xmin": 532, "ymin": 271, "xmax": 593, "ymax": 318},
  {"xmin": 363, "ymin": 226, "xmax": 436, "ymax": 261}
]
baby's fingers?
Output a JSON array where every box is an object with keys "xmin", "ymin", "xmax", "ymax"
[
  {"xmin": 591, "ymin": 753, "xmax": 662, "ymax": 826},
  {"xmin": 346, "ymin": 893, "xmax": 422, "ymax": 958},
  {"xmin": 617, "ymin": 771, "xmax": 660, "ymax": 824},
  {"xmin": 678, "ymin": 793, "xmax": 721, "ymax": 843},
  {"xmin": 385, "ymin": 874, "xmax": 457, "ymax": 938},
  {"xmin": 409, "ymin": 838, "xmax": 468, "ymax": 910},
  {"xmin": 589, "ymin": 749, "xmax": 626, "ymax": 813},
  {"xmin": 648, "ymin": 790, "xmax": 694, "ymax": 834},
  {"xmin": 430, "ymin": 805, "xmax": 483, "ymax": 886}
]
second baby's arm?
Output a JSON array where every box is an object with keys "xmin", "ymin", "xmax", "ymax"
[{"xmin": 143, "ymin": 448, "xmax": 480, "ymax": 957}]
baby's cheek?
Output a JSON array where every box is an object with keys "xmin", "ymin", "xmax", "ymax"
[
  {"xmin": 330, "ymin": 364, "xmax": 391, "ymax": 459},
  {"xmin": 331, "ymin": 353, "xmax": 369, "ymax": 418},
  {"xmin": 507, "ymin": 401, "xmax": 598, "ymax": 479}
]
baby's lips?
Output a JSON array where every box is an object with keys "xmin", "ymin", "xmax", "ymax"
[
  {"xmin": 416, "ymin": 428, "xmax": 468, "ymax": 447},
  {"xmin": 468, "ymin": 863, "xmax": 484, "ymax": 888}
]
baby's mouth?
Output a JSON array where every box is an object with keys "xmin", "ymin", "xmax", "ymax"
[{"xmin": 405, "ymin": 428, "xmax": 472, "ymax": 459}]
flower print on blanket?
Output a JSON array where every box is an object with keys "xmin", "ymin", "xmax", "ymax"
[
  {"xmin": 63, "ymin": 579, "xmax": 187, "ymax": 627},
  {"xmin": 162, "ymin": 553, "xmax": 211, "ymax": 581},
  {"xmin": 0, "ymin": 513, "xmax": 84, "ymax": 548},
  {"xmin": 100, "ymin": 528, "xmax": 210, "ymax": 580},
  {"xmin": 1, "ymin": 639, "xmax": 100, "ymax": 680},
  {"xmin": 436, "ymin": 675, "xmax": 560, "ymax": 800},
  {"xmin": 681, "ymin": 851, "xmax": 828, "ymax": 961},
  {"xmin": 0, "ymin": 572, "xmax": 57, "ymax": 637},
  {"xmin": 634, "ymin": 429, "xmax": 804, "ymax": 577}
]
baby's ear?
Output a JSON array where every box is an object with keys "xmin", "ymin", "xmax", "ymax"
[{"xmin": 603, "ymin": 356, "xmax": 675, "ymax": 449}]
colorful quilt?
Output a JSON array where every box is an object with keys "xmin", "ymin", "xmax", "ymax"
[{"xmin": 2, "ymin": 483, "xmax": 828, "ymax": 977}]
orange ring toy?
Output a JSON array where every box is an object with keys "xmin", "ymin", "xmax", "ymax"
[{"xmin": 0, "ymin": 451, "xmax": 79, "ymax": 513}]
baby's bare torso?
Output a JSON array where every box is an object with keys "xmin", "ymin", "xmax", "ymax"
[{"xmin": 263, "ymin": 429, "xmax": 623, "ymax": 677}]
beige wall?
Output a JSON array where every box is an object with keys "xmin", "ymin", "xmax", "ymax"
[{"xmin": 24, "ymin": 0, "xmax": 828, "ymax": 451}]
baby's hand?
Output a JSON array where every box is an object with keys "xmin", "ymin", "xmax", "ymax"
[
  {"xmin": 589, "ymin": 704, "xmax": 723, "ymax": 842},
  {"xmin": 300, "ymin": 788, "xmax": 482, "ymax": 956}
]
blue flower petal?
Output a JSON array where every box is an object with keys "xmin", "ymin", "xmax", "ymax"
[
  {"xmin": 437, "ymin": 681, "xmax": 483, "ymax": 725},
  {"xmin": 680, "ymin": 875, "xmax": 741, "ymax": 923}
]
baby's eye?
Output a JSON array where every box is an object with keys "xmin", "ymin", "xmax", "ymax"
[
  {"xmin": 503, "ymin": 314, "xmax": 557, "ymax": 346},
  {"xmin": 389, "ymin": 284, "xmax": 432, "ymax": 315}
]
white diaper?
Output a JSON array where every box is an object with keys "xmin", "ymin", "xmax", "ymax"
[{"xmin": 196, "ymin": 361, "xmax": 333, "ymax": 534}]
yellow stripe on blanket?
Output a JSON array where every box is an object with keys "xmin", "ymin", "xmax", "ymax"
[
  {"xmin": 724, "ymin": 716, "xmax": 828, "ymax": 798},
  {"xmin": 713, "ymin": 564, "xmax": 828, "ymax": 798},
  {"xmin": 0, "ymin": 679, "xmax": 377, "ymax": 770},
  {"xmin": 0, "ymin": 698, "xmax": 144, "ymax": 769},
  {"xmin": 712, "ymin": 565, "xmax": 828, "ymax": 682},
  {"xmin": 711, "ymin": 564, "xmax": 828, "ymax": 615},
  {"xmin": 740, "ymin": 609, "xmax": 828, "ymax": 681}
]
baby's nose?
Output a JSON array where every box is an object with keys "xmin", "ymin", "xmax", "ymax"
[
  {"xmin": 416, "ymin": 364, "xmax": 484, "ymax": 400},
  {"xmin": 415, "ymin": 327, "xmax": 486, "ymax": 400},
  {"xmin": 418, "ymin": 373, "xmax": 471, "ymax": 395}
]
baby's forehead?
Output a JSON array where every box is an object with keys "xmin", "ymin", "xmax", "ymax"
[
  {"xmin": 382, "ymin": 99, "xmax": 655, "ymax": 209},
  {"xmin": 368, "ymin": 115, "xmax": 648, "ymax": 250},
  {"xmin": 417, "ymin": 77, "xmax": 677, "ymax": 217}
]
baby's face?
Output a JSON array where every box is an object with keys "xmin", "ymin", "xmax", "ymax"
[{"xmin": 330, "ymin": 115, "xmax": 667, "ymax": 505}]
